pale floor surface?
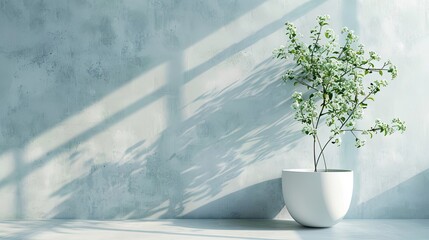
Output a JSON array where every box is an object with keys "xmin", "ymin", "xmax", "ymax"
[{"xmin": 0, "ymin": 219, "xmax": 428, "ymax": 240}]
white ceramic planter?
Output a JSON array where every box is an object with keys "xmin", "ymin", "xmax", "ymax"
[{"xmin": 282, "ymin": 169, "xmax": 353, "ymax": 227}]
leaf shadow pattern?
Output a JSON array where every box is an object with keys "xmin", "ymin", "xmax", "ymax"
[{"xmin": 50, "ymin": 58, "xmax": 302, "ymax": 219}]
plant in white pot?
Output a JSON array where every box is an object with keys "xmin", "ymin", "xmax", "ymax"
[{"xmin": 274, "ymin": 15, "xmax": 406, "ymax": 227}]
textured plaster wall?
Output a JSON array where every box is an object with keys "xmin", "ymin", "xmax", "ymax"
[{"xmin": 0, "ymin": 0, "xmax": 428, "ymax": 219}]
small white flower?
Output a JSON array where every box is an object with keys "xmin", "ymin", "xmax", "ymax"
[
  {"xmin": 292, "ymin": 91, "xmax": 302, "ymax": 99},
  {"xmin": 292, "ymin": 102, "xmax": 300, "ymax": 109}
]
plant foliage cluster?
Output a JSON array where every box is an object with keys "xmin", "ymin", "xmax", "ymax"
[{"xmin": 274, "ymin": 15, "xmax": 406, "ymax": 171}]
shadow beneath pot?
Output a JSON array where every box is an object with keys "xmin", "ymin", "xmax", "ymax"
[{"xmin": 183, "ymin": 178, "xmax": 284, "ymax": 219}]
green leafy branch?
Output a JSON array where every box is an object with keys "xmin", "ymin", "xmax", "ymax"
[{"xmin": 274, "ymin": 15, "xmax": 406, "ymax": 171}]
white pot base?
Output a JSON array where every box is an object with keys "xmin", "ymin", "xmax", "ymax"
[{"xmin": 282, "ymin": 169, "xmax": 353, "ymax": 227}]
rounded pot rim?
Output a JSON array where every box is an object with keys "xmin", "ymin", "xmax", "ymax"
[{"xmin": 282, "ymin": 168, "xmax": 352, "ymax": 173}]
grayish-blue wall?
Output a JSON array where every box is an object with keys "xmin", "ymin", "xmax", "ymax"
[{"xmin": 0, "ymin": 0, "xmax": 427, "ymax": 219}]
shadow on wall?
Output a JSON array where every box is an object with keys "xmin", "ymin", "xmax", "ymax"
[
  {"xmin": 0, "ymin": 0, "xmax": 326, "ymax": 220},
  {"xmin": 0, "ymin": 1, "xmax": 268, "ymax": 209},
  {"xmin": 347, "ymin": 168, "xmax": 429, "ymax": 218},
  {"xmin": 0, "ymin": 0, "xmax": 266, "ymax": 152},
  {"xmin": 50, "ymin": 58, "xmax": 301, "ymax": 219}
]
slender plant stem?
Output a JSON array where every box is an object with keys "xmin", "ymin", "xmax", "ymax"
[
  {"xmin": 343, "ymin": 128, "xmax": 381, "ymax": 132},
  {"xmin": 313, "ymin": 136, "xmax": 317, "ymax": 172},
  {"xmin": 312, "ymin": 55, "xmax": 327, "ymax": 170},
  {"xmin": 310, "ymin": 25, "xmax": 323, "ymax": 62},
  {"xmin": 313, "ymin": 98, "xmax": 325, "ymax": 170},
  {"xmin": 315, "ymin": 89, "xmax": 376, "ymax": 166},
  {"xmin": 337, "ymin": 41, "xmax": 349, "ymax": 59},
  {"xmin": 316, "ymin": 134, "xmax": 327, "ymax": 171},
  {"xmin": 315, "ymin": 136, "xmax": 334, "ymax": 168},
  {"xmin": 355, "ymin": 62, "xmax": 388, "ymax": 72},
  {"xmin": 294, "ymin": 79, "xmax": 320, "ymax": 92},
  {"xmin": 356, "ymin": 66, "xmax": 387, "ymax": 71}
]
